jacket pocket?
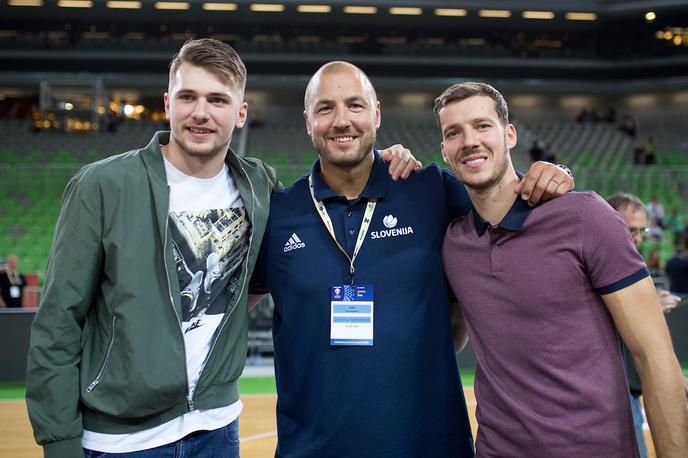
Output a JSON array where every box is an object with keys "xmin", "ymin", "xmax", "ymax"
[{"xmin": 86, "ymin": 316, "xmax": 116, "ymax": 393}]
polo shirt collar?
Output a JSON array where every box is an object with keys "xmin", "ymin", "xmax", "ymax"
[
  {"xmin": 473, "ymin": 196, "xmax": 534, "ymax": 237},
  {"xmin": 309, "ymin": 149, "xmax": 388, "ymax": 201}
]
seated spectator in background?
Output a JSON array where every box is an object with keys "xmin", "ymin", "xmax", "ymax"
[
  {"xmin": 666, "ymin": 238, "xmax": 688, "ymax": 294},
  {"xmin": 645, "ymin": 249, "xmax": 662, "ymax": 278},
  {"xmin": 664, "ymin": 208, "xmax": 684, "ymax": 237},
  {"xmin": 646, "ymin": 195, "xmax": 664, "ymax": 227},
  {"xmin": 643, "ymin": 136, "xmax": 659, "ymax": 165},
  {"xmin": 528, "ymin": 140, "xmax": 544, "ymax": 162},
  {"xmin": 0, "ymin": 255, "xmax": 26, "ymax": 308},
  {"xmin": 543, "ymin": 144, "xmax": 558, "ymax": 163},
  {"xmin": 604, "ymin": 107, "xmax": 617, "ymax": 124},
  {"xmin": 620, "ymin": 114, "xmax": 637, "ymax": 138}
]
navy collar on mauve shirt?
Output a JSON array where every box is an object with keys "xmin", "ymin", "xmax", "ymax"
[
  {"xmin": 473, "ymin": 196, "xmax": 534, "ymax": 237},
  {"xmin": 309, "ymin": 149, "xmax": 389, "ymax": 202}
]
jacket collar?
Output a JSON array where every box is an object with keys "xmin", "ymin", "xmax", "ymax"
[
  {"xmin": 309, "ymin": 149, "xmax": 389, "ymax": 202},
  {"xmin": 141, "ymin": 131, "xmax": 254, "ymax": 218}
]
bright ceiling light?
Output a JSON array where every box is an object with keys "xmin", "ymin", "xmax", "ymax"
[
  {"xmin": 154, "ymin": 2, "xmax": 190, "ymax": 9},
  {"xmin": 106, "ymin": 1, "xmax": 142, "ymax": 8},
  {"xmin": 297, "ymin": 4, "xmax": 331, "ymax": 13},
  {"xmin": 389, "ymin": 7, "xmax": 422, "ymax": 16},
  {"xmin": 645, "ymin": 11, "xmax": 656, "ymax": 22},
  {"xmin": 479, "ymin": 10, "xmax": 511, "ymax": 18},
  {"xmin": 522, "ymin": 11, "xmax": 554, "ymax": 20},
  {"xmin": 250, "ymin": 4, "xmax": 285, "ymax": 12},
  {"xmin": 434, "ymin": 8, "xmax": 467, "ymax": 17},
  {"xmin": 58, "ymin": 0, "xmax": 93, "ymax": 7},
  {"xmin": 203, "ymin": 3, "xmax": 237, "ymax": 10},
  {"xmin": 565, "ymin": 12, "xmax": 597, "ymax": 21},
  {"xmin": 343, "ymin": 6, "xmax": 377, "ymax": 14},
  {"xmin": 8, "ymin": 0, "xmax": 43, "ymax": 6}
]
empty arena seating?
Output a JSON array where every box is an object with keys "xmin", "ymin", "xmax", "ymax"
[{"xmin": 1, "ymin": 116, "xmax": 687, "ymax": 283}]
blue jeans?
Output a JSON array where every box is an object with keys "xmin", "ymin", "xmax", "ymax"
[
  {"xmin": 83, "ymin": 420, "xmax": 240, "ymax": 458},
  {"xmin": 630, "ymin": 394, "xmax": 648, "ymax": 458}
]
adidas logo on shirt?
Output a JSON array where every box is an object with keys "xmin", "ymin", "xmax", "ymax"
[{"xmin": 284, "ymin": 233, "xmax": 306, "ymax": 252}]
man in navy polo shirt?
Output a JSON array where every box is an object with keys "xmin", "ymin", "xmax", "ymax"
[
  {"xmin": 436, "ymin": 81, "xmax": 688, "ymax": 456},
  {"xmin": 248, "ymin": 62, "xmax": 573, "ymax": 457}
]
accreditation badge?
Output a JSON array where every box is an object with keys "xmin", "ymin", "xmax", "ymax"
[
  {"xmin": 330, "ymin": 284, "xmax": 374, "ymax": 346},
  {"xmin": 9, "ymin": 286, "xmax": 20, "ymax": 298}
]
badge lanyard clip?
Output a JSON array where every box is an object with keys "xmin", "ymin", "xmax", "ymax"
[{"xmin": 309, "ymin": 175, "xmax": 376, "ymax": 285}]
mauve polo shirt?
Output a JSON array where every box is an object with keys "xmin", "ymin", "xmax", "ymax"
[{"xmin": 443, "ymin": 191, "xmax": 648, "ymax": 458}]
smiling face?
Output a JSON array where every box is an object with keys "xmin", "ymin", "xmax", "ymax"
[
  {"xmin": 164, "ymin": 62, "xmax": 247, "ymax": 163},
  {"xmin": 304, "ymin": 63, "xmax": 380, "ymax": 171},
  {"xmin": 439, "ymin": 95, "xmax": 517, "ymax": 192}
]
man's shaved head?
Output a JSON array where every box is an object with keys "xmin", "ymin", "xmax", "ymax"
[{"xmin": 304, "ymin": 61, "xmax": 377, "ymax": 113}]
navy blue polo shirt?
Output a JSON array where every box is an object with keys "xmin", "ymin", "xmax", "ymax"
[{"xmin": 251, "ymin": 151, "xmax": 474, "ymax": 458}]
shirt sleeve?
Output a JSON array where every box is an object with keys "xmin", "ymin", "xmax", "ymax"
[
  {"xmin": 579, "ymin": 192, "xmax": 649, "ymax": 294},
  {"xmin": 441, "ymin": 168, "xmax": 473, "ymax": 220}
]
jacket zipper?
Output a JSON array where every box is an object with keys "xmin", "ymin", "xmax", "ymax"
[
  {"xmin": 86, "ymin": 316, "xmax": 117, "ymax": 393},
  {"xmin": 192, "ymin": 164, "xmax": 257, "ymax": 405},
  {"xmin": 161, "ymin": 196, "xmax": 193, "ymax": 410}
]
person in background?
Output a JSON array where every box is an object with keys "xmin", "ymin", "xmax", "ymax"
[
  {"xmin": 607, "ymin": 192, "xmax": 685, "ymax": 457},
  {"xmin": 0, "ymin": 255, "xmax": 26, "ymax": 308}
]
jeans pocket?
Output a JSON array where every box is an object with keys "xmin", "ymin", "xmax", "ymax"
[
  {"xmin": 83, "ymin": 449, "xmax": 108, "ymax": 458},
  {"xmin": 224, "ymin": 420, "xmax": 240, "ymax": 446}
]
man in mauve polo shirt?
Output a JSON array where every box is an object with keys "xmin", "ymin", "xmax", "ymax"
[
  {"xmin": 248, "ymin": 62, "xmax": 574, "ymax": 458},
  {"xmin": 436, "ymin": 81, "xmax": 688, "ymax": 457}
]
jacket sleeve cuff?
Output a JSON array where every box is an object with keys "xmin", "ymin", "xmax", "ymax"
[{"xmin": 43, "ymin": 437, "xmax": 84, "ymax": 458}]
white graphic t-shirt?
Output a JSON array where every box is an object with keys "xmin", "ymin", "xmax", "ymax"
[{"xmin": 82, "ymin": 158, "xmax": 250, "ymax": 453}]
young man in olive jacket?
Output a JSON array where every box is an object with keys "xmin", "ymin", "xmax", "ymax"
[{"xmin": 25, "ymin": 38, "xmax": 277, "ymax": 458}]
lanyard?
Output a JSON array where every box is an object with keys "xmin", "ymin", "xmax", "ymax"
[{"xmin": 309, "ymin": 175, "xmax": 376, "ymax": 284}]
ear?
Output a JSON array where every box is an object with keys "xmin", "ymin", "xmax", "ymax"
[
  {"xmin": 303, "ymin": 110, "xmax": 312, "ymax": 136},
  {"xmin": 440, "ymin": 141, "xmax": 448, "ymax": 163},
  {"xmin": 164, "ymin": 92, "xmax": 170, "ymax": 120},
  {"xmin": 374, "ymin": 101, "xmax": 381, "ymax": 129},
  {"xmin": 506, "ymin": 123, "xmax": 517, "ymax": 150},
  {"xmin": 235, "ymin": 102, "xmax": 248, "ymax": 128}
]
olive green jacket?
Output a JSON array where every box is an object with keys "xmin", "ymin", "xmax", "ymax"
[{"xmin": 26, "ymin": 132, "xmax": 277, "ymax": 458}]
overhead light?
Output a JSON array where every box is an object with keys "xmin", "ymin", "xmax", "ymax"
[
  {"xmin": 203, "ymin": 2, "xmax": 237, "ymax": 10},
  {"xmin": 106, "ymin": 1, "xmax": 142, "ymax": 8},
  {"xmin": 434, "ymin": 8, "xmax": 467, "ymax": 17},
  {"xmin": 344, "ymin": 6, "xmax": 377, "ymax": 14},
  {"xmin": 8, "ymin": 0, "xmax": 43, "ymax": 6},
  {"xmin": 250, "ymin": 3, "xmax": 284, "ymax": 12},
  {"xmin": 479, "ymin": 10, "xmax": 511, "ymax": 18},
  {"xmin": 522, "ymin": 11, "xmax": 554, "ymax": 20},
  {"xmin": 297, "ymin": 4, "xmax": 331, "ymax": 13},
  {"xmin": 154, "ymin": 2, "xmax": 190, "ymax": 9},
  {"xmin": 58, "ymin": 0, "xmax": 93, "ymax": 7},
  {"xmin": 674, "ymin": 35, "xmax": 683, "ymax": 46},
  {"xmin": 565, "ymin": 12, "xmax": 597, "ymax": 21},
  {"xmin": 645, "ymin": 11, "xmax": 656, "ymax": 22},
  {"xmin": 389, "ymin": 7, "xmax": 422, "ymax": 16}
]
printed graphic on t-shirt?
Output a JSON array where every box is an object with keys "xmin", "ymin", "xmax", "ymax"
[{"xmin": 169, "ymin": 208, "xmax": 250, "ymax": 328}]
